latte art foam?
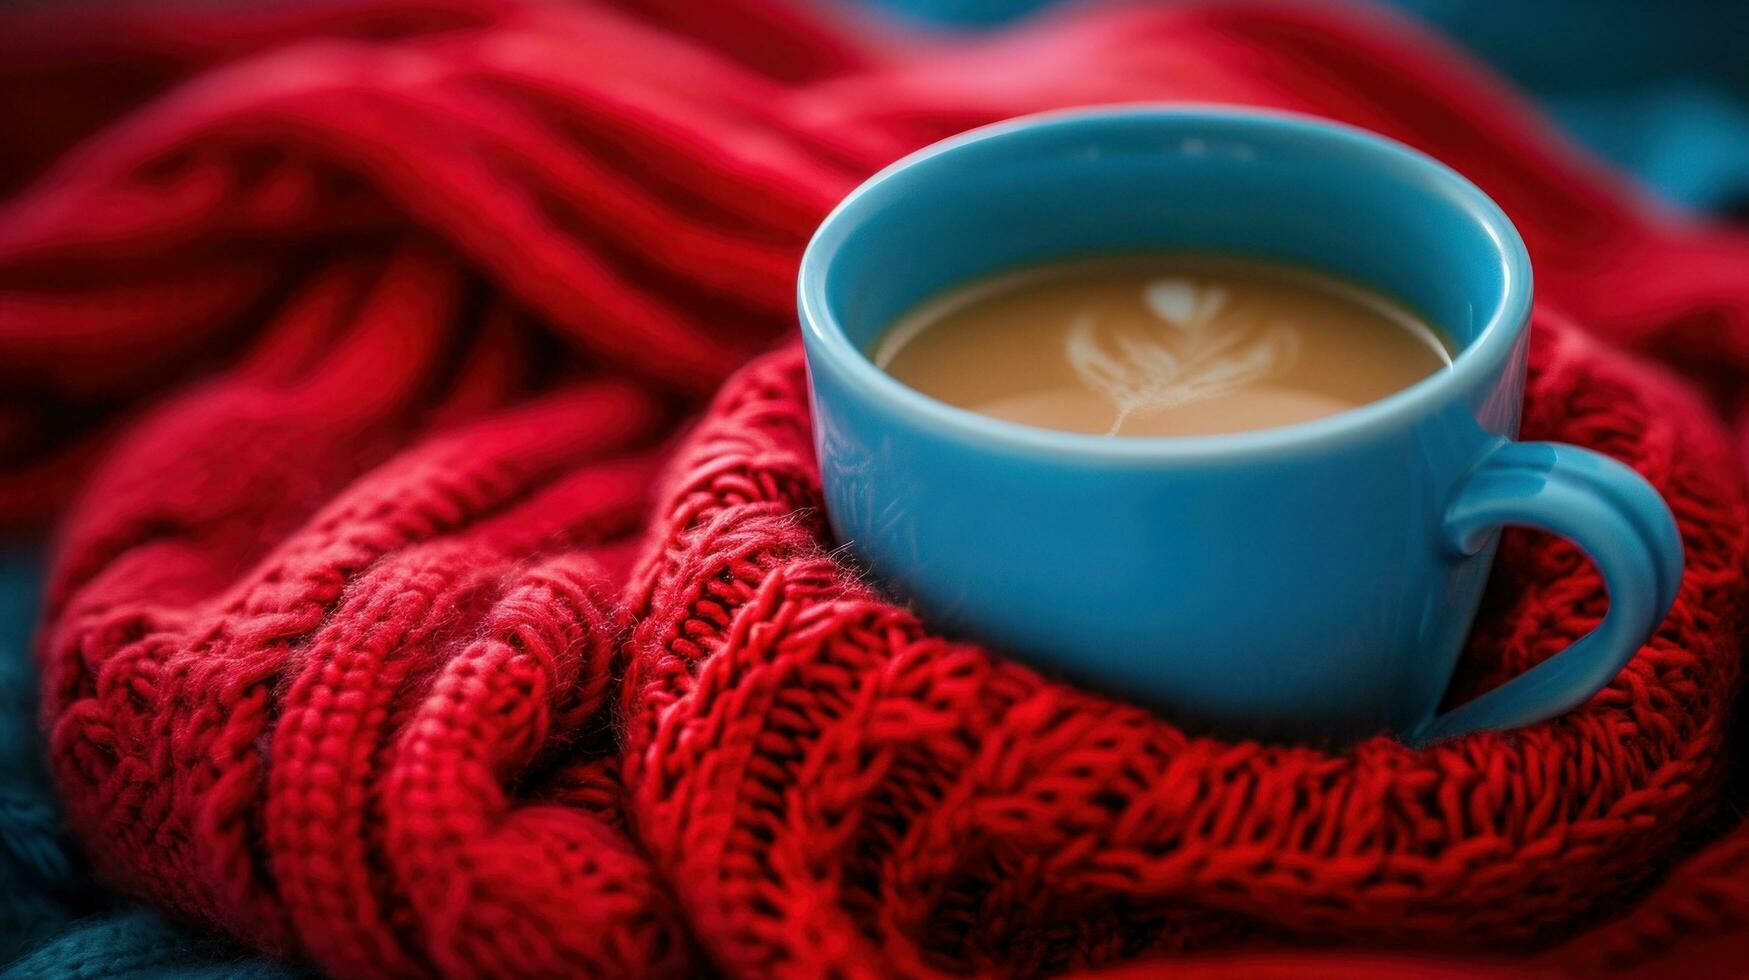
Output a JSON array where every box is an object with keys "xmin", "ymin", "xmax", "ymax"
[
  {"xmin": 1065, "ymin": 279, "xmax": 1300, "ymax": 435},
  {"xmin": 876, "ymin": 254, "xmax": 1451, "ymax": 439}
]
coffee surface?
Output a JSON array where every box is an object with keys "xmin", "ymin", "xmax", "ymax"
[{"xmin": 874, "ymin": 254, "xmax": 1451, "ymax": 437}]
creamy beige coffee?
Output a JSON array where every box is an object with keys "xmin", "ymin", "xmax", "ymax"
[{"xmin": 874, "ymin": 254, "xmax": 1452, "ymax": 437}]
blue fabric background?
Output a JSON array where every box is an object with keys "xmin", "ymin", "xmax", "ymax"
[
  {"xmin": 865, "ymin": 0, "xmax": 1749, "ymax": 211},
  {"xmin": 1, "ymin": 1, "xmax": 1743, "ymax": 975},
  {"xmin": 0, "ymin": 550, "xmax": 304, "ymax": 978}
]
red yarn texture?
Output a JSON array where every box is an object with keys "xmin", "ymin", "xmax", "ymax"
[{"xmin": 6, "ymin": 0, "xmax": 1749, "ymax": 976}]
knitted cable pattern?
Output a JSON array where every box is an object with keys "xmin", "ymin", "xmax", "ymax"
[
  {"xmin": 622, "ymin": 326, "xmax": 1749, "ymax": 976},
  {"xmin": 5, "ymin": 0, "xmax": 1749, "ymax": 976}
]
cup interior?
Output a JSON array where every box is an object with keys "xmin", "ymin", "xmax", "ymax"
[{"xmin": 803, "ymin": 107, "xmax": 1528, "ymax": 374}]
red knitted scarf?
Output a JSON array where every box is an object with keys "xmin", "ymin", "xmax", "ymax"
[{"xmin": 5, "ymin": 0, "xmax": 1749, "ymax": 976}]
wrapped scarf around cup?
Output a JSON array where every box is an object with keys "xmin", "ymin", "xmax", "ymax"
[{"xmin": 2, "ymin": 0, "xmax": 1749, "ymax": 976}]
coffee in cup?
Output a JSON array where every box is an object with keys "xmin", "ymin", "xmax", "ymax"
[{"xmin": 874, "ymin": 253, "xmax": 1451, "ymax": 438}]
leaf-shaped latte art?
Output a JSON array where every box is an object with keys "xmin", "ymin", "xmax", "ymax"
[
  {"xmin": 1067, "ymin": 278, "xmax": 1300, "ymax": 435},
  {"xmin": 1146, "ymin": 278, "xmax": 1228, "ymax": 330}
]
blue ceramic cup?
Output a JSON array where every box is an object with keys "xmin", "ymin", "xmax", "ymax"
[{"xmin": 797, "ymin": 107, "xmax": 1682, "ymax": 744}]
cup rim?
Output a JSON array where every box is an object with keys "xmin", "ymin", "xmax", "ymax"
[{"xmin": 797, "ymin": 105, "xmax": 1534, "ymax": 462}]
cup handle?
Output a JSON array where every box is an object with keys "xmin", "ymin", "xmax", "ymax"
[{"xmin": 1411, "ymin": 440, "xmax": 1683, "ymax": 746}]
